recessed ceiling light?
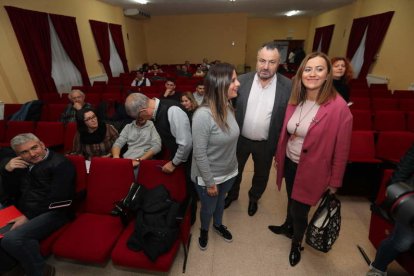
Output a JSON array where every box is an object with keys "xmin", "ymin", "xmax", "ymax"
[
  {"xmin": 133, "ymin": 0, "xmax": 148, "ymax": 4},
  {"xmin": 285, "ymin": 10, "xmax": 300, "ymax": 16},
  {"xmin": 229, "ymin": 0, "xmax": 236, "ymax": 2}
]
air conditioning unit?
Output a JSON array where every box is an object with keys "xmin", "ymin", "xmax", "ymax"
[{"xmin": 124, "ymin": 8, "xmax": 150, "ymax": 20}]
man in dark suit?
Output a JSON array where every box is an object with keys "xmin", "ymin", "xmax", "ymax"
[{"xmin": 225, "ymin": 41, "xmax": 292, "ymax": 216}]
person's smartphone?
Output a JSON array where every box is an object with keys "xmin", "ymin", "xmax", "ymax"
[
  {"xmin": 0, "ymin": 222, "xmax": 15, "ymax": 235},
  {"xmin": 49, "ymin": 200, "xmax": 72, "ymax": 209}
]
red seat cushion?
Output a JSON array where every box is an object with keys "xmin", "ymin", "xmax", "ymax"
[
  {"xmin": 53, "ymin": 213, "xmax": 124, "ymax": 264},
  {"xmin": 111, "ymin": 221, "xmax": 181, "ymax": 272}
]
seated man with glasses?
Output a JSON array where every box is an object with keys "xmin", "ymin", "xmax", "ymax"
[
  {"xmin": 124, "ymin": 93, "xmax": 192, "ymax": 174},
  {"xmin": 60, "ymin": 89, "xmax": 92, "ymax": 123},
  {"xmin": 0, "ymin": 133, "xmax": 75, "ymax": 276}
]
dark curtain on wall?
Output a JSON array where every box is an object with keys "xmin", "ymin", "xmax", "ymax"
[
  {"xmin": 50, "ymin": 14, "xmax": 91, "ymax": 87},
  {"xmin": 89, "ymin": 20, "xmax": 112, "ymax": 78},
  {"xmin": 346, "ymin": 11, "xmax": 394, "ymax": 78},
  {"xmin": 312, "ymin": 25, "xmax": 335, "ymax": 54},
  {"xmin": 109, "ymin": 24, "xmax": 129, "ymax": 73},
  {"xmin": 359, "ymin": 11, "xmax": 394, "ymax": 78},
  {"xmin": 5, "ymin": 6, "xmax": 57, "ymax": 97}
]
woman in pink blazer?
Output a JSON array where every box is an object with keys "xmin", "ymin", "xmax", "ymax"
[{"xmin": 268, "ymin": 52, "xmax": 353, "ymax": 266}]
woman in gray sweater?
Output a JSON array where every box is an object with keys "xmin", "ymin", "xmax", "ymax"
[{"xmin": 191, "ymin": 63, "xmax": 240, "ymax": 250}]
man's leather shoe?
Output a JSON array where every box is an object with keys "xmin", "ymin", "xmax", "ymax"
[
  {"xmin": 268, "ymin": 223, "xmax": 293, "ymax": 239},
  {"xmin": 224, "ymin": 196, "xmax": 236, "ymax": 209},
  {"xmin": 289, "ymin": 241, "xmax": 304, "ymax": 267},
  {"xmin": 248, "ymin": 201, "xmax": 258, "ymax": 216}
]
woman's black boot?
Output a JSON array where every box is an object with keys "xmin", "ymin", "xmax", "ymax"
[{"xmin": 289, "ymin": 240, "xmax": 304, "ymax": 267}]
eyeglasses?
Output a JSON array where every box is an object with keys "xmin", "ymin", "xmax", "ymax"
[{"xmin": 84, "ymin": 115, "xmax": 97, "ymax": 122}]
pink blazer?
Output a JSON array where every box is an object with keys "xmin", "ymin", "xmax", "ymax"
[{"xmin": 275, "ymin": 95, "xmax": 353, "ymax": 205}]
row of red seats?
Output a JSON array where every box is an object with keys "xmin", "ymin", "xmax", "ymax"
[
  {"xmin": 351, "ymin": 110, "xmax": 414, "ymax": 132},
  {"xmin": 350, "ymin": 97, "xmax": 414, "ymax": 111},
  {"xmin": 41, "ymin": 157, "xmax": 191, "ymax": 273},
  {"xmin": 348, "ymin": 130, "xmax": 414, "ymax": 164},
  {"xmin": 0, "ymin": 120, "xmax": 76, "ymax": 152},
  {"xmin": 369, "ymin": 169, "xmax": 414, "ymax": 274}
]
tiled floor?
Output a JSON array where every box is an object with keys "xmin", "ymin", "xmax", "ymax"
[{"xmin": 49, "ymin": 158, "xmax": 407, "ymax": 275}]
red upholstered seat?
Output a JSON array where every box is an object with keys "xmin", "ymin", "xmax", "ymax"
[
  {"xmin": 399, "ymin": 98, "xmax": 414, "ymax": 112},
  {"xmin": 348, "ymin": 131, "xmax": 382, "ymax": 163},
  {"xmin": 0, "ymin": 120, "xmax": 5, "ymax": 143},
  {"xmin": 63, "ymin": 122, "xmax": 77, "ymax": 153},
  {"xmin": 53, "ymin": 157, "xmax": 134, "ymax": 264},
  {"xmin": 351, "ymin": 110, "xmax": 373, "ymax": 130},
  {"xmin": 0, "ymin": 121, "xmax": 35, "ymax": 147},
  {"xmin": 407, "ymin": 112, "xmax": 414, "ymax": 132},
  {"xmin": 376, "ymin": 131, "xmax": 414, "ymax": 163},
  {"xmin": 34, "ymin": 122, "xmax": 64, "ymax": 148},
  {"xmin": 111, "ymin": 160, "xmax": 191, "ymax": 273},
  {"xmin": 349, "ymin": 97, "xmax": 371, "ymax": 110},
  {"xmin": 45, "ymin": 103, "xmax": 66, "ymax": 122},
  {"xmin": 373, "ymin": 111, "xmax": 406, "ymax": 131},
  {"xmin": 371, "ymin": 98, "xmax": 399, "ymax": 111}
]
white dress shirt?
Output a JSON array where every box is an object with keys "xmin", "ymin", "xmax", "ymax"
[{"xmin": 241, "ymin": 74, "xmax": 277, "ymax": 141}]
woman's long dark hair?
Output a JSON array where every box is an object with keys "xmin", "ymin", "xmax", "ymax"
[
  {"xmin": 203, "ymin": 62, "xmax": 235, "ymax": 131},
  {"xmin": 75, "ymin": 107, "xmax": 107, "ymax": 144}
]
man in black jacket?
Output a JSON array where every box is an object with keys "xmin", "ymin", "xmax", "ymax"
[{"xmin": 0, "ymin": 133, "xmax": 75, "ymax": 276}]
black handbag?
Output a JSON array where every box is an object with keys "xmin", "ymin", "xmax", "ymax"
[{"xmin": 305, "ymin": 191, "xmax": 341, "ymax": 253}]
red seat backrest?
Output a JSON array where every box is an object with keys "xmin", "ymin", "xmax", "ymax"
[
  {"xmin": 373, "ymin": 111, "xmax": 406, "ymax": 131},
  {"xmin": 137, "ymin": 160, "xmax": 186, "ymax": 203},
  {"xmin": 5, "ymin": 121, "xmax": 35, "ymax": 141},
  {"xmin": 65, "ymin": 154, "xmax": 87, "ymax": 193},
  {"xmin": 34, "ymin": 122, "xmax": 64, "ymax": 148},
  {"xmin": 86, "ymin": 157, "xmax": 134, "ymax": 214},
  {"xmin": 63, "ymin": 122, "xmax": 77, "ymax": 153},
  {"xmin": 376, "ymin": 131, "xmax": 414, "ymax": 163},
  {"xmin": 351, "ymin": 110, "xmax": 372, "ymax": 130}
]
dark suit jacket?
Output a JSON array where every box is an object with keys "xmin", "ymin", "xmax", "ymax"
[{"xmin": 235, "ymin": 72, "xmax": 292, "ymax": 154}]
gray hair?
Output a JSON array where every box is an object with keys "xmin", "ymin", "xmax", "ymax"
[
  {"xmin": 68, "ymin": 89, "xmax": 85, "ymax": 99},
  {"xmin": 10, "ymin": 133, "xmax": 40, "ymax": 151},
  {"xmin": 125, "ymin": 93, "xmax": 149, "ymax": 118}
]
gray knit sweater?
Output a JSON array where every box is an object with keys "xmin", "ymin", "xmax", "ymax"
[{"xmin": 191, "ymin": 106, "xmax": 239, "ymax": 187}]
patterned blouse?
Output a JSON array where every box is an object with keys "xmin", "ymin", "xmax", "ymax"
[{"xmin": 72, "ymin": 123, "xmax": 119, "ymax": 159}]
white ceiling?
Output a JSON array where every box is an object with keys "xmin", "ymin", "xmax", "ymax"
[{"xmin": 99, "ymin": 0, "xmax": 355, "ymax": 18}]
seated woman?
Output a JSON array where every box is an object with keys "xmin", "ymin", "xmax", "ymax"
[
  {"xmin": 111, "ymin": 113, "xmax": 161, "ymax": 177},
  {"xmin": 71, "ymin": 107, "xmax": 119, "ymax": 159},
  {"xmin": 180, "ymin": 92, "xmax": 198, "ymax": 120},
  {"xmin": 331, "ymin": 57, "xmax": 353, "ymax": 103}
]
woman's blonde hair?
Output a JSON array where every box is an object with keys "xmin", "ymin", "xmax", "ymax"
[
  {"xmin": 180, "ymin": 92, "xmax": 198, "ymax": 111},
  {"xmin": 203, "ymin": 62, "xmax": 235, "ymax": 131},
  {"xmin": 289, "ymin": 52, "xmax": 336, "ymax": 105}
]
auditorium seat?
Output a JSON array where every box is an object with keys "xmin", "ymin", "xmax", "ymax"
[
  {"xmin": 349, "ymin": 97, "xmax": 371, "ymax": 110},
  {"xmin": 351, "ymin": 110, "xmax": 372, "ymax": 130},
  {"xmin": 399, "ymin": 98, "xmax": 414, "ymax": 112},
  {"xmin": 375, "ymin": 131, "xmax": 414, "ymax": 163},
  {"xmin": 34, "ymin": 122, "xmax": 64, "ymax": 148},
  {"xmin": 111, "ymin": 160, "xmax": 191, "ymax": 273},
  {"xmin": 63, "ymin": 122, "xmax": 77, "ymax": 153},
  {"xmin": 407, "ymin": 112, "xmax": 414, "ymax": 132},
  {"xmin": 53, "ymin": 158, "xmax": 134, "ymax": 264},
  {"xmin": 373, "ymin": 111, "xmax": 406, "ymax": 131},
  {"xmin": 348, "ymin": 131, "xmax": 381, "ymax": 163},
  {"xmin": 43, "ymin": 104, "xmax": 66, "ymax": 122},
  {"xmin": 0, "ymin": 121, "xmax": 35, "ymax": 147},
  {"xmin": 371, "ymin": 98, "xmax": 399, "ymax": 111}
]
